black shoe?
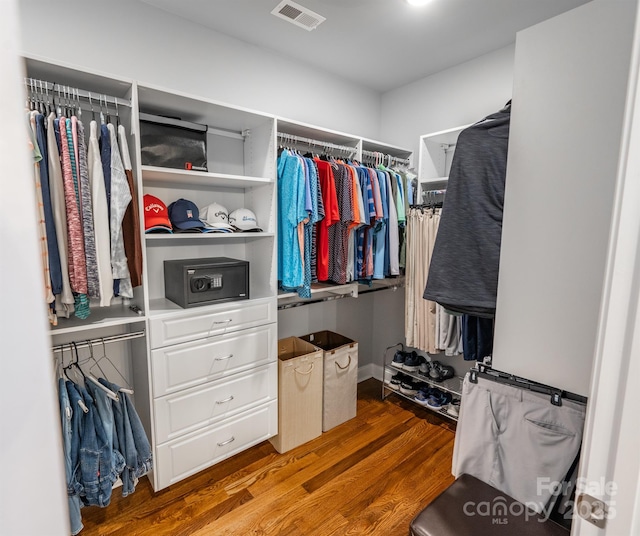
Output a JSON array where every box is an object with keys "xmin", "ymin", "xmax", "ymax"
[
  {"xmin": 428, "ymin": 361, "xmax": 455, "ymax": 382},
  {"xmin": 403, "ymin": 351, "xmax": 421, "ymax": 372},
  {"xmin": 391, "ymin": 351, "xmax": 406, "ymax": 370},
  {"xmin": 400, "ymin": 378, "xmax": 418, "ymax": 396}
]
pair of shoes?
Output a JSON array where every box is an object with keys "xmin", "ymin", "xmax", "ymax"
[
  {"xmin": 428, "ymin": 361, "xmax": 455, "ymax": 382},
  {"xmin": 414, "ymin": 385, "xmax": 439, "ymax": 406},
  {"xmin": 400, "ymin": 375, "xmax": 419, "ymax": 396},
  {"xmin": 426, "ymin": 389, "xmax": 453, "ymax": 410},
  {"xmin": 391, "ymin": 350, "xmax": 424, "ymax": 372},
  {"xmin": 445, "ymin": 399, "xmax": 461, "ymax": 418},
  {"xmin": 388, "ymin": 371, "xmax": 407, "ymax": 390}
]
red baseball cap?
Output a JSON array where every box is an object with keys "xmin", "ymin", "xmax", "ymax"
[{"xmin": 143, "ymin": 194, "xmax": 173, "ymax": 233}]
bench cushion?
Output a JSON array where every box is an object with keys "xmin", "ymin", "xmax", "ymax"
[{"xmin": 410, "ymin": 474, "xmax": 570, "ymax": 536}]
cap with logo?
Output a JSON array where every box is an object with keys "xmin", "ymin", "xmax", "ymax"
[
  {"xmin": 199, "ymin": 202, "xmax": 235, "ymax": 232},
  {"xmin": 168, "ymin": 198, "xmax": 206, "ymax": 232},
  {"xmin": 229, "ymin": 208, "xmax": 263, "ymax": 232},
  {"xmin": 143, "ymin": 194, "xmax": 173, "ymax": 233}
]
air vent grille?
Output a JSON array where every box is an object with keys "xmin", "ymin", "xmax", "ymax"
[{"xmin": 271, "ymin": 0, "xmax": 326, "ymax": 31}]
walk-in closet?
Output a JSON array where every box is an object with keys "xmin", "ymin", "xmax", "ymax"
[{"xmin": 3, "ymin": 0, "xmax": 640, "ymax": 535}]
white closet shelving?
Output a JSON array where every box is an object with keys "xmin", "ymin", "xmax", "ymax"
[
  {"xmin": 417, "ymin": 124, "xmax": 470, "ymax": 202},
  {"xmin": 275, "ymin": 117, "xmax": 412, "ymax": 309}
]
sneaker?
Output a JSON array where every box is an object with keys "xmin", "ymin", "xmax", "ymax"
[
  {"xmin": 426, "ymin": 389, "xmax": 453, "ymax": 410},
  {"xmin": 388, "ymin": 372, "xmax": 405, "ymax": 391},
  {"xmin": 400, "ymin": 378, "xmax": 418, "ymax": 396},
  {"xmin": 403, "ymin": 351, "xmax": 421, "ymax": 372},
  {"xmin": 414, "ymin": 386, "xmax": 437, "ymax": 406},
  {"xmin": 446, "ymin": 400, "xmax": 460, "ymax": 418},
  {"xmin": 391, "ymin": 350, "xmax": 406, "ymax": 370},
  {"xmin": 419, "ymin": 359, "xmax": 431, "ymax": 376},
  {"xmin": 428, "ymin": 361, "xmax": 455, "ymax": 382}
]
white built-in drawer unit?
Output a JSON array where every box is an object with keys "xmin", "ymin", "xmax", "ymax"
[
  {"xmin": 155, "ymin": 399, "xmax": 278, "ymax": 489},
  {"xmin": 151, "ymin": 322, "xmax": 277, "ymax": 396},
  {"xmin": 149, "ymin": 297, "xmax": 276, "ymax": 349},
  {"xmin": 154, "ymin": 362, "xmax": 277, "ymax": 443}
]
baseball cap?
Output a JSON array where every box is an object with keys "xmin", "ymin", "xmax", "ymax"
[
  {"xmin": 143, "ymin": 194, "xmax": 173, "ymax": 233},
  {"xmin": 168, "ymin": 198, "xmax": 205, "ymax": 232},
  {"xmin": 229, "ymin": 208, "xmax": 263, "ymax": 232},
  {"xmin": 199, "ymin": 202, "xmax": 235, "ymax": 232}
]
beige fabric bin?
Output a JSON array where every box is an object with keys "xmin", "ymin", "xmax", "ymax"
[
  {"xmin": 269, "ymin": 337, "xmax": 323, "ymax": 453},
  {"xmin": 301, "ymin": 331, "xmax": 358, "ymax": 432}
]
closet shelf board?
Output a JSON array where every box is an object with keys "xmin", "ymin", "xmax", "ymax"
[
  {"xmin": 420, "ymin": 176, "xmax": 449, "ymax": 185},
  {"xmin": 420, "ymin": 124, "xmax": 472, "ymax": 146},
  {"xmin": 145, "ymin": 232, "xmax": 274, "ymax": 243},
  {"xmin": 277, "ymin": 282, "xmax": 358, "ymax": 302},
  {"xmin": 361, "ymin": 138, "xmax": 412, "ymax": 158},
  {"xmin": 276, "ymin": 118, "xmax": 360, "ymax": 147},
  {"xmin": 358, "ymin": 277, "xmax": 406, "ymax": 295},
  {"xmin": 141, "ymin": 166, "xmax": 273, "ymax": 189},
  {"xmin": 51, "ymin": 307, "xmax": 146, "ymax": 335},
  {"xmin": 148, "ymin": 296, "xmax": 275, "ymax": 317}
]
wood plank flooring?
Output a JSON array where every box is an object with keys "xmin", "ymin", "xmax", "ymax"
[{"xmin": 80, "ymin": 379, "xmax": 456, "ymax": 535}]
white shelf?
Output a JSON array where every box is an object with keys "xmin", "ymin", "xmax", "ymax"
[
  {"xmin": 148, "ymin": 295, "xmax": 275, "ymax": 317},
  {"xmin": 420, "ymin": 124, "xmax": 471, "ymax": 145},
  {"xmin": 51, "ymin": 305, "xmax": 146, "ymax": 335},
  {"xmin": 145, "ymin": 232, "xmax": 274, "ymax": 243},
  {"xmin": 277, "ymin": 282, "xmax": 358, "ymax": 308},
  {"xmin": 141, "ymin": 165, "xmax": 272, "ymax": 189},
  {"xmin": 420, "ymin": 176, "xmax": 449, "ymax": 185}
]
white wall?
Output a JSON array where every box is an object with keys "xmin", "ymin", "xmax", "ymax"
[
  {"xmin": 380, "ymin": 44, "xmax": 516, "ymax": 160},
  {"xmin": 1, "ymin": 0, "xmax": 69, "ymax": 533},
  {"xmin": 17, "ymin": 0, "xmax": 381, "ymax": 139}
]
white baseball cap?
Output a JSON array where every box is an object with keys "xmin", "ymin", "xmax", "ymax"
[
  {"xmin": 199, "ymin": 202, "xmax": 234, "ymax": 232},
  {"xmin": 229, "ymin": 208, "xmax": 263, "ymax": 232}
]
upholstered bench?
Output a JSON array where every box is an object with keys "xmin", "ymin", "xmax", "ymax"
[{"xmin": 410, "ymin": 474, "xmax": 570, "ymax": 536}]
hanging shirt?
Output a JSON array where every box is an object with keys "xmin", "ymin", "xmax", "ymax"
[
  {"xmin": 328, "ymin": 163, "xmax": 355, "ymax": 284},
  {"xmin": 88, "ymin": 120, "xmax": 113, "ymax": 307},
  {"xmin": 424, "ymin": 106, "xmax": 511, "ymax": 317},
  {"xmin": 385, "ymin": 171, "xmax": 400, "ymax": 276},
  {"xmin": 119, "ymin": 124, "xmax": 143, "ymax": 289},
  {"xmin": 29, "ymin": 111, "xmax": 55, "ymax": 318},
  {"xmin": 308, "ymin": 158, "xmax": 324, "ymax": 284},
  {"xmin": 59, "ymin": 117, "xmax": 88, "ymax": 296},
  {"xmin": 35, "ymin": 113, "xmax": 62, "ymax": 296},
  {"xmin": 47, "ymin": 113, "xmax": 75, "ymax": 318},
  {"xmin": 373, "ymin": 169, "xmax": 389, "ymax": 280},
  {"xmin": 75, "ymin": 118, "xmax": 100, "ymax": 299},
  {"xmin": 314, "ymin": 158, "xmax": 339, "ymax": 282},
  {"xmin": 100, "ymin": 124, "xmax": 112, "ymax": 220},
  {"xmin": 107, "ymin": 123, "xmax": 133, "ymax": 299},
  {"xmin": 278, "ymin": 150, "xmax": 306, "ymax": 289}
]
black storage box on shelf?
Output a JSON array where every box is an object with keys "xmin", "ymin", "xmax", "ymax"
[
  {"xmin": 164, "ymin": 257, "xmax": 249, "ymax": 308},
  {"xmin": 140, "ymin": 112, "xmax": 208, "ymax": 171}
]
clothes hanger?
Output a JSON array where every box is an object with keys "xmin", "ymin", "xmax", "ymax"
[
  {"xmin": 64, "ymin": 343, "xmax": 89, "ymax": 413},
  {"xmin": 92, "ymin": 338, "xmax": 134, "ymax": 395},
  {"xmin": 84, "ymin": 340, "xmax": 119, "ymax": 401}
]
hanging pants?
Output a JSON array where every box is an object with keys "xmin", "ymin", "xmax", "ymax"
[{"xmin": 452, "ymin": 374, "xmax": 586, "ymax": 515}]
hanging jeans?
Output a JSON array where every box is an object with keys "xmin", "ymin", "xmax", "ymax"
[
  {"xmin": 461, "ymin": 314, "xmax": 494, "ymax": 361},
  {"xmin": 101, "ymin": 379, "xmax": 152, "ymax": 497},
  {"xmin": 452, "ymin": 374, "xmax": 586, "ymax": 515},
  {"xmin": 58, "ymin": 379, "xmax": 83, "ymax": 535}
]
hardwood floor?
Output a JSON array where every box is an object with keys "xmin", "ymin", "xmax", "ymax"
[{"xmin": 80, "ymin": 379, "xmax": 456, "ymax": 535}]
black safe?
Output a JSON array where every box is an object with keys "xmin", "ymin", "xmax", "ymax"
[{"xmin": 164, "ymin": 257, "xmax": 249, "ymax": 308}]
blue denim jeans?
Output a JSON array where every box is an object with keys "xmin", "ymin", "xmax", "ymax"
[
  {"xmin": 100, "ymin": 379, "xmax": 152, "ymax": 497},
  {"xmin": 75, "ymin": 384, "xmax": 122, "ymax": 507},
  {"xmin": 59, "ymin": 379, "xmax": 83, "ymax": 535}
]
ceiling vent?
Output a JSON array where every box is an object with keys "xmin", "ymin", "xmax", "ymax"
[{"xmin": 271, "ymin": 0, "xmax": 326, "ymax": 31}]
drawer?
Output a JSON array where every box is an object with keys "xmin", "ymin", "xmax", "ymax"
[
  {"xmin": 154, "ymin": 399, "xmax": 277, "ymax": 490},
  {"xmin": 151, "ymin": 323, "xmax": 277, "ymax": 396},
  {"xmin": 149, "ymin": 297, "xmax": 276, "ymax": 349},
  {"xmin": 154, "ymin": 362, "xmax": 277, "ymax": 444}
]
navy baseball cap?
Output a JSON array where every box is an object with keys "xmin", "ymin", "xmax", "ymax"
[{"xmin": 167, "ymin": 199, "xmax": 205, "ymax": 231}]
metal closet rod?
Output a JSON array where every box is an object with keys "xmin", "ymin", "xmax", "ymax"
[
  {"xmin": 24, "ymin": 77, "xmax": 131, "ymax": 108},
  {"xmin": 361, "ymin": 149, "xmax": 410, "ymax": 167},
  {"xmin": 277, "ymin": 132, "xmax": 357, "ymax": 154},
  {"xmin": 52, "ymin": 330, "xmax": 145, "ymax": 354}
]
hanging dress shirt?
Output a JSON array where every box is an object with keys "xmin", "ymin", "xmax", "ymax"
[
  {"xmin": 88, "ymin": 120, "xmax": 114, "ymax": 307},
  {"xmin": 314, "ymin": 158, "xmax": 339, "ymax": 282},
  {"xmin": 47, "ymin": 113, "xmax": 75, "ymax": 318},
  {"xmin": 107, "ymin": 123, "xmax": 133, "ymax": 299},
  {"xmin": 119, "ymin": 124, "xmax": 143, "ymax": 288},
  {"xmin": 75, "ymin": 118, "xmax": 100, "ymax": 299}
]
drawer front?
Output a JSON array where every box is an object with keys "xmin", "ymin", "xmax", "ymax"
[
  {"xmin": 151, "ymin": 323, "xmax": 277, "ymax": 396},
  {"xmin": 154, "ymin": 400, "xmax": 277, "ymax": 490},
  {"xmin": 154, "ymin": 363, "xmax": 277, "ymax": 444},
  {"xmin": 149, "ymin": 297, "xmax": 276, "ymax": 349}
]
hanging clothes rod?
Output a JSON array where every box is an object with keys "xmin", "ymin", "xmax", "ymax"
[
  {"xmin": 361, "ymin": 149, "xmax": 410, "ymax": 167},
  {"xmin": 52, "ymin": 330, "xmax": 145, "ymax": 354},
  {"xmin": 277, "ymin": 132, "xmax": 357, "ymax": 155},
  {"xmin": 470, "ymin": 363, "xmax": 588, "ymax": 406},
  {"xmin": 24, "ymin": 77, "xmax": 131, "ymax": 108}
]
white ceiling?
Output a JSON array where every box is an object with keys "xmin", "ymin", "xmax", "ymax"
[{"xmin": 139, "ymin": 0, "xmax": 591, "ymax": 93}]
